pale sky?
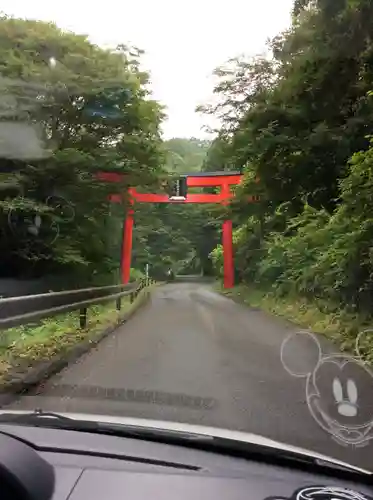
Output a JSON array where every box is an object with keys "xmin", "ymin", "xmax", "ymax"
[{"xmin": 1, "ymin": 0, "xmax": 293, "ymax": 139}]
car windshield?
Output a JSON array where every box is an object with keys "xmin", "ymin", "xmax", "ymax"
[{"xmin": 0, "ymin": 0, "xmax": 373, "ymax": 474}]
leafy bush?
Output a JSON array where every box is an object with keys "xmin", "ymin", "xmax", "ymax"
[
  {"xmin": 210, "ymin": 141, "xmax": 373, "ymax": 317},
  {"xmin": 129, "ymin": 268, "xmax": 145, "ymax": 282}
]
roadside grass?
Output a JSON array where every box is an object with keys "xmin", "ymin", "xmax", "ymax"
[
  {"xmin": 216, "ymin": 282, "xmax": 373, "ymax": 364},
  {"xmin": 0, "ymin": 286, "xmax": 154, "ymax": 382}
]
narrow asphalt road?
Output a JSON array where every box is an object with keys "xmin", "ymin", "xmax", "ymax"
[{"xmin": 6, "ymin": 283, "xmax": 373, "ymax": 470}]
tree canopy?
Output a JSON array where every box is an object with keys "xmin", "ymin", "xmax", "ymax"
[
  {"xmin": 131, "ymin": 137, "xmax": 217, "ymax": 279},
  {"xmin": 200, "ymin": 0, "xmax": 373, "ymax": 317},
  {"xmin": 0, "ymin": 14, "xmax": 164, "ymax": 286}
]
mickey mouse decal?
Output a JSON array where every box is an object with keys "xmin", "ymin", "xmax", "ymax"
[
  {"xmin": 281, "ymin": 330, "xmax": 373, "ymax": 447},
  {"xmin": 265, "ymin": 485, "xmax": 373, "ymax": 500},
  {"xmin": 8, "ymin": 193, "xmax": 75, "ymax": 248}
]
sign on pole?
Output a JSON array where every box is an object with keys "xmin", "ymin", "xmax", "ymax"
[{"xmin": 145, "ymin": 263, "xmax": 149, "ymax": 285}]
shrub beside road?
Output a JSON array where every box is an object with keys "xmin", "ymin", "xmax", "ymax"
[{"xmin": 218, "ymin": 282, "xmax": 373, "ymax": 365}]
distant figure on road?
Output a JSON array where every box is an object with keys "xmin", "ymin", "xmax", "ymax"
[{"xmin": 166, "ymin": 268, "xmax": 175, "ymax": 281}]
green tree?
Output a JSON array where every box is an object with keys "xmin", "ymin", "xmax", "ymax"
[
  {"xmin": 202, "ymin": 0, "xmax": 373, "ymax": 320},
  {"xmin": 0, "ymin": 15, "xmax": 164, "ymax": 285},
  {"xmin": 131, "ymin": 137, "xmax": 219, "ymax": 278},
  {"xmin": 165, "ymin": 138, "xmax": 210, "ymax": 173}
]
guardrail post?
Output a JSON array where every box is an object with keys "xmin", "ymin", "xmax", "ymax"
[
  {"xmin": 130, "ymin": 292, "xmax": 134, "ymax": 303},
  {"xmin": 116, "ymin": 296, "xmax": 121, "ymax": 311},
  {"xmin": 79, "ymin": 307, "xmax": 87, "ymax": 329}
]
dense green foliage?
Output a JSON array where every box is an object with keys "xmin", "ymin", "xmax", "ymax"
[
  {"xmin": 203, "ymin": 0, "xmax": 373, "ymax": 317},
  {"xmin": 165, "ymin": 138, "xmax": 210, "ymax": 173},
  {"xmin": 0, "ymin": 15, "xmax": 164, "ymax": 286},
  {"xmin": 132, "ymin": 138, "xmax": 218, "ymax": 278}
]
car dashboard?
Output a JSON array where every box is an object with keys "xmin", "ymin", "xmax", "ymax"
[{"xmin": 0, "ymin": 423, "xmax": 372, "ymax": 500}]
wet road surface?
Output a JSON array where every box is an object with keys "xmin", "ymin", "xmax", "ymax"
[{"xmin": 5, "ymin": 283, "xmax": 373, "ymax": 470}]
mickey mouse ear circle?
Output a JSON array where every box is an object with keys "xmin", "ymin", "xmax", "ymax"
[
  {"xmin": 281, "ymin": 330, "xmax": 322, "ymax": 377},
  {"xmin": 355, "ymin": 328, "xmax": 373, "ymax": 362}
]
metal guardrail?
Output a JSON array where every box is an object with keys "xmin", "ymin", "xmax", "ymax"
[
  {"xmin": 0, "ymin": 282, "xmax": 136, "ymax": 323},
  {"xmin": 0, "ymin": 278, "xmax": 156, "ymax": 331}
]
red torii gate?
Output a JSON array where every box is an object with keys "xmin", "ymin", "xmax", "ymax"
[{"xmin": 98, "ymin": 171, "xmax": 254, "ymax": 289}]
